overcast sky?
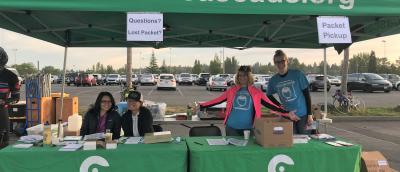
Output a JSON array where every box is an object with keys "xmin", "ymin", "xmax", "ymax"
[{"xmin": 1, "ymin": 28, "xmax": 399, "ymax": 71}]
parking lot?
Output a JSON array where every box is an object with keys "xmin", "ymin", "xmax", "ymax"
[
  {"xmin": 19, "ymin": 84, "xmax": 399, "ymax": 110},
  {"xmin": 16, "ymin": 84, "xmax": 400, "ymax": 170}
]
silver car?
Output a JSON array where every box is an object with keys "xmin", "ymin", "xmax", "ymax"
[{"xmin": 206, "ymin": 76, "xmax": 228, "ymax": 91}]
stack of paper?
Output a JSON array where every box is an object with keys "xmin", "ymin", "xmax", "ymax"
[
  {"xmin": 206, "ymin": 138, "xmax": 228, "ymax": 146},
  {"xmin": 293, "ymin": 135, "xmax": 311, "ymax": 144},
  {"xmin": 83, "ymin": 133, "xmax": 105, "ymax": 141},
  {"xmin": 326, "ymin": 140, "xmax": 354, "ymax": 147},
  {"xmin": 125, "ymin": 137, "xmax": 143, "ymax": 144},
  {"xmin": 226, "ymin": 138, "xmax": 248, "ymax": 147},
  {"xmin": 59, "ymin": 144, "xmax": 83, "ymax": 151},
  {"xmin": 18, "ymin": 135, "xmax": 43, "ymax": 143},
  {"xmin": 13, "ymin": 144, "xmax": 33, "ymax": 149},
  {"xmin": 106, "ymin": 141, "xmax": 118, "ymax": 150},
  {"xmin": 64, "ymin": 136, "xmax": 82, "ymax": 141},
  {"xmin": 310, "ymin": 134, "xmax": 336, "ymax": 141}
]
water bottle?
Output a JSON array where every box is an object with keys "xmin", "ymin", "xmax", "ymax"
[{"xmin": 186, "ymin": 104, "xmax": 192, "ymax": 120}]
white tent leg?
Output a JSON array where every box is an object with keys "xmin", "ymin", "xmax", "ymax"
[
  {"xmin": 323, "ymin": 48, "xmax": 328, "ymax": 116},
  {"xmin": 59, "ymin": 46, "xmax": 68, "ymax": 123}
]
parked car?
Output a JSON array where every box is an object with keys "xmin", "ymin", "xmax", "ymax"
[
  {"xmin": 379, "ymin": 74, "xmax": 400, "ymax": 90},
  {"xmin": 191, "ymin": 74, "xmax": 199, "ymax": 83},
  {"xmin": 327, "ymin": 75, "xmax": 341, "ymax": 86},
  {"xmin": 177, "ymin": 73, "xmax": 193, "ymax": 85},
  {"xmin": 307, "ymin": 75, "xmax": 331, "ymax": 92},
  {"xmin": 131, "ymin": 74, "xmax": 139, "ymax": 85},
  {"xmin": 347, "ymin": 73, "xmax": 392, "ymax": 93},
  {"xmin": 227, "ymin": 74, "xmax": 235, "ymax": 86},
  {"xmin": 75, "ymin": 73, "xmax": 97, "ymax": 87},
  {"xmin": 50, "ymin": 75, "xmax": 58, "ymax": 84},
  {"xmin": 140, "ymin": 74, "xmax": 156, "ymax": 86},
  {"xmin": 106, "ymin": 74, "xmax": 121, "ymax": 85},
  {"xmin": 120, "ymin": 75, "xmax": 127, "ymax": 85},
  {"xmin": 196, "ymin": 73, "xmax": 210, "ymax": 86},
  {"xmin": 157, "ymin": 74, "xmax": 177, "ymax": 90},
  {"xmin": 206, "ymin": 76, "xmax": 228, "ymax": 91},
  {"xmin": 65, "ymin": 73, "xmax": 78, "ymax": 86},
  {"xmin": 254, "ymin": 75, "xmax": 271, "ymax": 92},
  {"xmin": 92, "ymin": 74, "xmax": 104, "ymax": 85}
]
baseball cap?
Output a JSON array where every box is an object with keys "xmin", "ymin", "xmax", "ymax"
[{"xmin": 127, "ymin": 91, "xmax": 143, "ymax": 102}]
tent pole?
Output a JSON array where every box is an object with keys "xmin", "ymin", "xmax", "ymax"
[
  {"xmin": 323, "ymin": 48, "xmax": 328, "ymax": 117},
  {"xmin": 127, "ymin": 47, "xmax": 132, "ymax": 89},
  {"xmin": 59, "ymin": 46, "xmax": 68, "ymax": 123}
]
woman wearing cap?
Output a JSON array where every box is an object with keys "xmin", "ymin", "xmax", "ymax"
[
  {"xmin": 196, "ymin": 66, "xmax": 289, "ymax": 136},
  {"xmin": 80, "ymin": 92, "xmax": 121, "ymax": 139},
  {"xmin": 267, "ymin": 50, "xmax": 313, "ymax": 134},
  {"xmin": 121, "ymin": 91, "xmax": 154, "ymax": 137}
]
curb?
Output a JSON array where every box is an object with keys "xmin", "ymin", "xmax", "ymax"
[{"xmin": 330, "ymin": 116, "xmax": 400, "ymax": 122}]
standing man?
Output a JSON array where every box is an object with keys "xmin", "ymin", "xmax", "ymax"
[
  {"xmin": 0, "ymin": 47, "xmax": 20, "ymax": 148},
  {"xmin": 267, "ymin": 50, "xmax": 313, "ymax": 134}
]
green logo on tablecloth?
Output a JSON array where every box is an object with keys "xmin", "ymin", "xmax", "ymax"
[
  {"xmin": 80, "ymin": 156, "xmax": 110, "ymax": 172},
  {"xmin": 268, "ymin": 154, "xmax": 294, "ymax": 172}
]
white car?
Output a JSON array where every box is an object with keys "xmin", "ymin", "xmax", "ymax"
[
  {"xmin": 120, "ymin": 75, "xmax": 127, "ymax": 84},
  {"xmin": 106, "ymin": 74, "xmax": 121, "ymax": 85},
  {"xmin": 327, "ymin": 75, "xmax": 341, "ymax": 86},
  {"xmin": 157, "ymin": 74, "xmax": 176, "ymax": 90},
  {"xmin": 206, "ymin": 76, "xmax": 228, "ymax": 91},
  {"xmin": 140, "ymin": 74, "xmax": 156, "ymax": 86},
  {"xmin": 178, "ymin": 73, "xmax": 193, "ymax": 85},
  {"xmin": 254, "ymin": 75, "xmax": 271, "ymax": 92}
]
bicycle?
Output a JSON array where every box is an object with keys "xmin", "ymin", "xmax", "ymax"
[{"xmin": 332, "ymin": 89, "xmax": 366, "ymax": 114}]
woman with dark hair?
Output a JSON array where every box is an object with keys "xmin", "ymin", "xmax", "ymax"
[
  {"xmin": 196, "ymin": 66, "xmax": 289, "ymax": 136},
  {"xmin": 80, "ymin": 91, "xmax": 121, "ymax": 139}
]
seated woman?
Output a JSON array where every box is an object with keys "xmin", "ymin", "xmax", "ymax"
[
  {"xmin": 122, "ymin": 91, "xmax": 154, "ymax": 137},
  {"xmin": 80, "ymin": 91, "xmax": 121, "ymax": 139}
]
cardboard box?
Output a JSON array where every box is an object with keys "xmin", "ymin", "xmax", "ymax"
[
  {"xmin": 56, "ymin": 97, "xmax": 78, "ymax": 122},
  {"xmin": 144, "ymin": 131, "xmax": 172, "ymax": 144},
  {"xmin": 361, "ymin": 151, "xmax": 392, "ymax": 172},
  {"xmin": 254, "ymin": 117, "xmax": 293, "ymax": 148}
]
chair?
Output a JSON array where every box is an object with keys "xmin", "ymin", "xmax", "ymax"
[
  {"xmin": 153, "ymin": 125, "xmax": 163, "ymax": 132},
  {"xmin": 189, "ymin": 125, "xmax": 222, "ymax": 137}
]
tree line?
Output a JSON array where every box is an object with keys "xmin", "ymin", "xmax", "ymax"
[{"xmin": 8, "ymin": 50, "xmax": 400, "ymax": 77}]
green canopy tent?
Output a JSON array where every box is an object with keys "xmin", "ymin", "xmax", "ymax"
[{"xmin": 1, "ymin": 0, "xmax": 400, "ymax": 123}]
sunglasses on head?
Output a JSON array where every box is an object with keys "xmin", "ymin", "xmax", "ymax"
[{"xmin": 239, "ymin": 65, "xmax": 251, "ymax": 72}]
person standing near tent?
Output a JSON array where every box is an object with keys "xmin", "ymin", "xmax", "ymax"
[
  {"xmin": 267, "ymin": 50, "xmax": 313, "ymax": 134},
  {"xmin": 195, "ymin": 65, "xmax": 290, "ymax": 136},
  {"xmin": 0, "ymin": 47, "xmax": 20, "ymax": 148},
  {"xmin": 80, "ymin": 92, "xmax": 121, "ymax": 140}
]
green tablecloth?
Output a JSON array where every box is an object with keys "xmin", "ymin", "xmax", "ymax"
[
  {"xmin": 186, "ymin": 137, "xmax": 361, "ymax": 172},
  {"xmin": 0, "ymin": 142, "xmax": 187, "ymax": 172}
]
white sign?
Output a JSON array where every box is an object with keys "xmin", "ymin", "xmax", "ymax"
[
  {"xmin": 267, "ymin": 154, "xmax": 295, "ymax": 172},
  {"xmin": 317, "ymin": 16, "xmax": 352, "ymax": 44},
  {"xmin": 127, "ymin": 13, "xmax": 163, "ymax": 41},
  {"xmin": 80, "ymin": 156, "xmax": 110, "ymax": 172}
]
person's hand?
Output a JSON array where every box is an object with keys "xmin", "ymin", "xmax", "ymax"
[
  {"xmin": 307, "ymin": 115, "xmax": 314, "ymax": 125},
  {"xmin": 288, "ymin": 111, "xmax": 300, "ymax": 121},
  {"xmin": 0, "ymin": 99, "xmax": 5, "ymax": 105}
]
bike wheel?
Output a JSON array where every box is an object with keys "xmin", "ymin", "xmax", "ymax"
[
  {"xmin": 333, "ymin": 99, "xmax": 349, "ymax": 114},
  {"xmin": 350, "ymin": 96, "xmax": 366, "ymax": 113}
]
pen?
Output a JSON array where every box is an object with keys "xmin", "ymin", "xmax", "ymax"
[{"xmin": 194, "ymin": 142, "xmax": 203, "ymax": 145}]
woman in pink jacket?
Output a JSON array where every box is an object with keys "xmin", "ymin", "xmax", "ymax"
[{"xmin": 197, "ymin": 66, "xmax": 292, "ymax": 136}]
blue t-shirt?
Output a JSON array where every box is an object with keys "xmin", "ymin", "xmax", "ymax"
[
  {"xmin": 267, "ymin": 69, "xmax": 309, "ymax": 117},
  {"xmin": 226, "ymin": 87, "xmax": 254, "ymax": 129}
]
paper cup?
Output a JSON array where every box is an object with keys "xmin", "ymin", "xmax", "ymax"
[{"xmin": 244, "ymin": 130, "xmax": 250, "ymax": 140}]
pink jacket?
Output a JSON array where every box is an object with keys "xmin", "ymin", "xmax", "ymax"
[{"xmin": 200, "ymin": 85, "xmax": 289, "ymax": 125}]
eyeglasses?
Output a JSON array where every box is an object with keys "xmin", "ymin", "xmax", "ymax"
[
  {"xmin": 274, "ymin": 60, "xmax": 286, "ymax": 64},
  {"xmin": 101, "ymin": 100, "xmax": 112, "ymax": 104}
]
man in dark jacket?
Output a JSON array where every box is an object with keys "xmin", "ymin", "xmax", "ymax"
[
  {"xmin": 0, "ymin": 47, "xmax": 20, "ymax": 148},
  {"xmin": 122, "ymin": 91, "xmax": 153, "ymax": 137}
]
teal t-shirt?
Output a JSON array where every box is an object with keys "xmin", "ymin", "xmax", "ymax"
[
  {"xmin": 267, "ymin": 69, "xmax": 309, "ymax": 117},
  {"xmin": 226, "ymin": 87, "xmax": 254, "ymax": 129}
]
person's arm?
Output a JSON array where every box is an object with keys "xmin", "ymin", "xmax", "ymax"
[
  {"xmin": 8, "ymin": 73, "xmax": 20, "ymax": 104},
  {"xmin": 199, "ymin": 89, "xmax": 228, "ymax": 110},
  {"xmin": 260, "ymin": 93, "xmax": 289, "ymax": 117},
  {"xmin": 303, "ymin": 88, "xmax": 312, "ymax": 116},
  {"xmin": 143, "ymin": 109, "xmax": 154, "ymax": 134},
  {"xmin": 267, "ymin": 95, "xmax": 281, "ymax": 107},
  {"xmin": 80, "ymin": 113, "xmax": 89, "ymax": 136},
  {"xmin": 112, "ymin": 112, "xmax": 122, "ymax": 139}
]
